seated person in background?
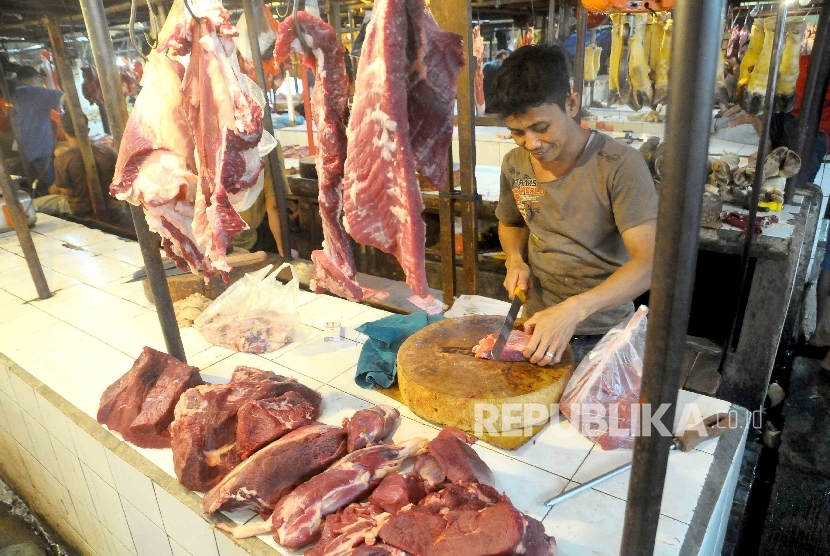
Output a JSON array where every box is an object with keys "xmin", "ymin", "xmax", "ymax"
[
  {"xmin": 34, "ymin": 111, "xmax": 124, "ymax": 218},
  {"xmin": 233, "ymin": 146, "xmax": 289, "ymax": 258}
]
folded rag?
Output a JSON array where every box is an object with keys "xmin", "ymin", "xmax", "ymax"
[{"xmin": 355, "ymin": 312, "xmax": 445, "ymax": 389}]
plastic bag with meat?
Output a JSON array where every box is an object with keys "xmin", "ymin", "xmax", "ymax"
[
  {"xmin": 194, "ymin": 263, "xmax": 299, "ymax": 353},
  {"xmin": 560, "ymin": 306, "xmax": 648, "ymax": 450}
]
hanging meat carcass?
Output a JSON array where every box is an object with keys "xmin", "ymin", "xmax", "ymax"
[
  {"xmin": 473, "ymin": 25, "xmax": 486, "ymax": 116},
  {"xmin": 273, "ymin": 12, "xmax": 364, "ymax": 301},
  {"xmin": 744, "ymin": 17, "xmax": 778, "ymax": 114},
  {"xmin": 652, "ymin": 17, "xmax": 672, "ymax": 105},
  {"xmin": 341, "ymin": 0, "xmax": 464, "ymax": 297},
  {"xmin": 111, "ymin": 0, "xmax": 272, "ymax": 279},
  {"xmin": 736, "ymin": 18, "xmax": 765, "ymax": 102},
  {"xmin": 775, "ymin": 17, "xmax": 807, "ymax": 112},
  {"xmin": 608, "ymin": 14, "xmax": 623, "ymax": 106},
  {"xmin": 626, "ymin": 13, "xmax": 652, "ymax": 110}
]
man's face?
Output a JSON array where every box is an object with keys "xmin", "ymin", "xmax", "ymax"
[{"xmin": 504, "ymin": 97, "xmax": 578, "ymax": 164}]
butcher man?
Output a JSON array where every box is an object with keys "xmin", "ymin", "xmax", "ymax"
[{"xmin": 490, "ymin": 45, "xmax": 658, "ymax": 366}]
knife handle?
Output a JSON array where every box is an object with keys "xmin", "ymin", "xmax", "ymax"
[{"xmin": 513, "ymin": 287, "xmax": 526, "ymax": 304}]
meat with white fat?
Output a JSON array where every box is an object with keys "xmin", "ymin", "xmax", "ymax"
[{"xmin": 341, "ymin": 0, "xmax": 464, "ymax": 297}]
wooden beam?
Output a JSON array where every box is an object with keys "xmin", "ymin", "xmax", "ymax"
[
  {"xmin": 431, "ymin": 0, "xmax": 479, "ymax": 298},
  {"xmin": 43, "ymin": 14, "xmax": 109, "ymax": 220}
]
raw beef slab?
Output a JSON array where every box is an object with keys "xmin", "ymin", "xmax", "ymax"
[
  {"xmin": 97, "ymin": 347, "xmax": 203, "ymax": 449},
  {"xmin": 343, "ymin": 404, "xmax": 401, "ymax": 452},
  {"xmin": 274, "ymin": 12, "xmax": 363, "ymax": 301},
  {"xmin": 203, "ymin": 424, "xmax": 346, "ymax": 515},
  {"xmin": 217, "ymin": 438, "xmax": 428, "ymax": 549},
  {"xmin": 305, "ymin": 502, "xmax": 394, "ymax": 556},
  {"xmin": 235, "ymin": 391, "xmax": 319, "ymax": 460},
  {"xmin": 113, "ymin": 6, "xmax": 264, "ymax": 278},
  {"xmin": 170, "ymin": 366, "xmax": 321, "ymax": 492},
  {"xmin": 341, "ymin": 0, "xmax": 464, "ymax": 297},
  {"xmin": 472, "ymin": 330, "xmax": 531, "ymax": 361},
  {"xmin": 428, "ymin": 427, "xmax": 494, "ymax": 486},
  {"xmin": 110, "ymin": 51, "xmax": 204, "ymax": 274},
  {"xmin": 378, "ymin": 482, "xmax": 557, "ymax": 556},
  {"xmin": 369, "ymin": 472, "xmax": 427, "ymax": 514}
]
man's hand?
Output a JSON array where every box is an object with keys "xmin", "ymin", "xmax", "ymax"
[
  {"xmin": 522, "ymin": 298, "xmax": 585, "ymax": 366},
  {"xmin": 504, "ymin": 257, "xmax": 531, "ymax": 299}
]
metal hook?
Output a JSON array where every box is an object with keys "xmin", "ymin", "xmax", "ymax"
[
  {"xmin": 129, "ymin": 0, "xmax": 154, "ymax": 60},
  {"xmin": 293, "ymin": 0, "xmax": 313, "ymax": 57},
  {"xmin": 182, "ymin": 0, "xmax": 198, "ymax": 21}
]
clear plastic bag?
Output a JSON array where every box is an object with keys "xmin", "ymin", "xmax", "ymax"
[
  {"xmin": 560, "ymin": 306, "xmax": 649, "ymax": 450},
  {"xmin": 194, "ymin": 263, "xmax": 299, "ymax": 353}
]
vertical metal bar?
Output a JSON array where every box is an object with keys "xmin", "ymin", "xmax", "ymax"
[
  {"xmin": 0, "ymin": 62, "xmax": 38, "ymax": 187},
  {"xmin": 573, "ymin": 4, "xmax": 587, "ymax": 123},
  {"xmin": 44, "ymin": 14, "xmax": 108, "ymax": 221},
  {"xmin": 243, "ymin": 0, "xmax": 292, "ymax": 259},
  {"xmin": 785, "ymin": 0, "xmax": 830, "ymax": 200},
  {"xmin": 620, "ymin": 0, "xmax": 725, "ymax": 553},
  {"xmin": 79, "ymin": 0, "xmax": 186, "ymax": 362},
  {"xmin": 432, "ymin": 0, "xmax": 478, "ymax": 296},
  {"xmin": 557, "ymin": 0, "xmax": 569, "ymax": 44},
  {"xmin": 440, "ymin": 147, "xmax": 457, "ymax": 303},
  {"xmin": 546, "ymin": 0, "xmax": 556, "ymax": 46},
  {"xmin": 328, "ymin": 0, "xmax": 342, "ymax": 47},
  {"xmin": 723, "ymin": 0, "xmax": 788, "ymax": 360},
  {"xmin": 0, "ymin": 157, "xmax": 51, "ymax": 299},
  {"xmin": 347, "ymin": 7, "xmax": 357, "ymax": 78}
]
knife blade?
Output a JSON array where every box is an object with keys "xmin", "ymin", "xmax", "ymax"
[{"xmin": 490, "ymin": 287, "xmax": 526, "ymax": 361}]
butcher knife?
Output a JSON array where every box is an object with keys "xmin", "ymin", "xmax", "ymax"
[{"xmin": 490, "ymin": 287, "xmax": 526, "ymax": 361}]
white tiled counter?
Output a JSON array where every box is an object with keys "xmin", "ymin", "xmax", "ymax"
[{"xmin": 0, "ymin": 215, "xmax": 749, "ymax": 556}]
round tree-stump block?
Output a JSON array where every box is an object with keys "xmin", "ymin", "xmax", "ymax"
[{"xmin": 397, "ymin": 315, "xmax": 574, "ymax": 449}]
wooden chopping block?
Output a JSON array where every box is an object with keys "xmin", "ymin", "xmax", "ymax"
[
  {"xmin": 397, "ymin": 315, "xmax": 574, "ymax": 450},
  {"xmin": 142, "ymin": 251, "xmax": 284, "ymax": 304}
]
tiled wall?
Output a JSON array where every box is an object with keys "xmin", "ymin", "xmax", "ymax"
[{"xmin": 0, "ymin": 355, "xmax": 258, "ymax": 556}]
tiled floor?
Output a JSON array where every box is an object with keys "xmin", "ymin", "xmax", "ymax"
[{"xmin": 0, "ymin": 214, "xmax": 741, "ymax": 555}]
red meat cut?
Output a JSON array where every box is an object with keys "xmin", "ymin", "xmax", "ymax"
[
  {"xmin": 235, "ymin": 391, "xmax": 319, "ymax": 460},
  {"xmin": 428, "ymin": 427, "xmax": 495, "ymax": 486},
  {"xmin": 305, "ymin": 502, "xmax": 393, "ymax": 556},
  {"xmin": 274, "ymin": 12, "xmax": 363, "ymax": 301},
  {"xmin": 379, "ymin": 482, "xmax": 556, "ymax": 556},
  {"xmin": 169, "ymin": 367, "xmax": 321, "ymax": 492},
  {"xmin": 412, "ymin": 453, "xmax": 447, "ymax": 491},
  {"xmin": 341, "ymin": 0, "xmax": 464, "ymax": 297},
  {"xmin": 369, "ymin": 472, "xmax": 427, "ymax": 515},
  {"xmin": 97, "ymin": 347, "xmax": 203, "ymax": 449},
  {"xmin": 472, "ymin": 330, "xmax": 531, "ymax": 361},
  {"xmin": 203, "ymin": 424, "xmax": 346, "ymax": 515},
  {"xmin": 343, "ymin": 404, "xmax": 401, "ymax": 452},
  {"xmin": 217, "ymin": 438, "xmax": 428, "ymax": 549}
]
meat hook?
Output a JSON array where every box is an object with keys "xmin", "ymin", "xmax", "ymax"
[
  {"xmin": 182, "ymin": 0, "xmax": 199, "ymax": 21},
  {"xmin": 129, "ymin": 0, "xmax": 158, "ymax": 60},
  {"xmin": 292, "ymin": 0, "xmax": 314, "ymax": 57}
]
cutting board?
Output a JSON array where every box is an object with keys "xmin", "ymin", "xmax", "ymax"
[{"xmin": 397, "ymin": 315, "xmax": 574, "ymax": 450}]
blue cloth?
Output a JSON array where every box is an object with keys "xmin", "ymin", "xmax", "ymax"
[
  {"xmin": 12, "ymin": 85, "xmax": 63, "ymax": 161},
  {"xmin": 354, "ymin": 312, "xmax": 445, "ymax": 389}
]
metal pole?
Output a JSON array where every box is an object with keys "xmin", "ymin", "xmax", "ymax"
[
  {"xmin": 328, "ymin": 0, "xmax": 343, "ymax": 47},
  {"xmin": 432, "ymin": 0, "xmax": 479, "ymax": 296},
  {"xmin": 78, "ymin": 0, "xmax": 186, "ymax": 362},
  {"xmin": 723, "ymin": 0, "xmax": 788, "ymax": 363},
  {"xmin": 620, "ymin": 0, "xmax": 725, "ymax": 553},
  {"xmin": 573, "ymin": 4, "xmax": 587, "ymax": 124},
  {"xmin": 546, "ymin": 0, "xmax": 556, "ymax": 46},
  {"xmin": 242, "ymin": 0, "xmax": 292, "ymax": 259},
  {"xmin": 557, "ymin": 0, "xmax": 569, "ymax": 44},
  {"xmin": 43, "ymin": 14, "xmax": 109, "ymax": 221},
  {"xmin": 0, "ymin": 158, "xmax": 51, "ymax": 299},
  {"xmin": 0, "ymin": 62, "xmax": 38, "ymax": 187},
  {"xmin": 785, "ymin": 0, "xmax": 830, "ymax": 200}
]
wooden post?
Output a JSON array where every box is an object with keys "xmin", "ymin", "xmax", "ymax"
[
  {"xmin": 328, "ymin": 0, "xmax": 343, "ymax": 46},
  {"xmin": 432, "ymin": 0, "xmax": 479, "ymax": 298},
  {"xmin": 43, "ymin": 14, "xmax": 108, "ymax": 221},
  {"xmin": 0, "ymin": 157, "xmax": 51, "ymax": 299},
  {"xmin": 547, "ymin": 0, "xmax": 556, "ymax": 45}
]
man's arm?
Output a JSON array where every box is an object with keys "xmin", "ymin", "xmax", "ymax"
[
  {"xmin": 498, "ymin": 221, "xmax": 530, "ymax": 298},
  {"xmin": 522, "ymin": 220, "xmax": 657, "ymax": 365}
]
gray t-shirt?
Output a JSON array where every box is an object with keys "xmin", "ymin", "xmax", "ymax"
[{"xmin": 496, "ymin": 131, "xmax": 658, "ymax": 335}]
